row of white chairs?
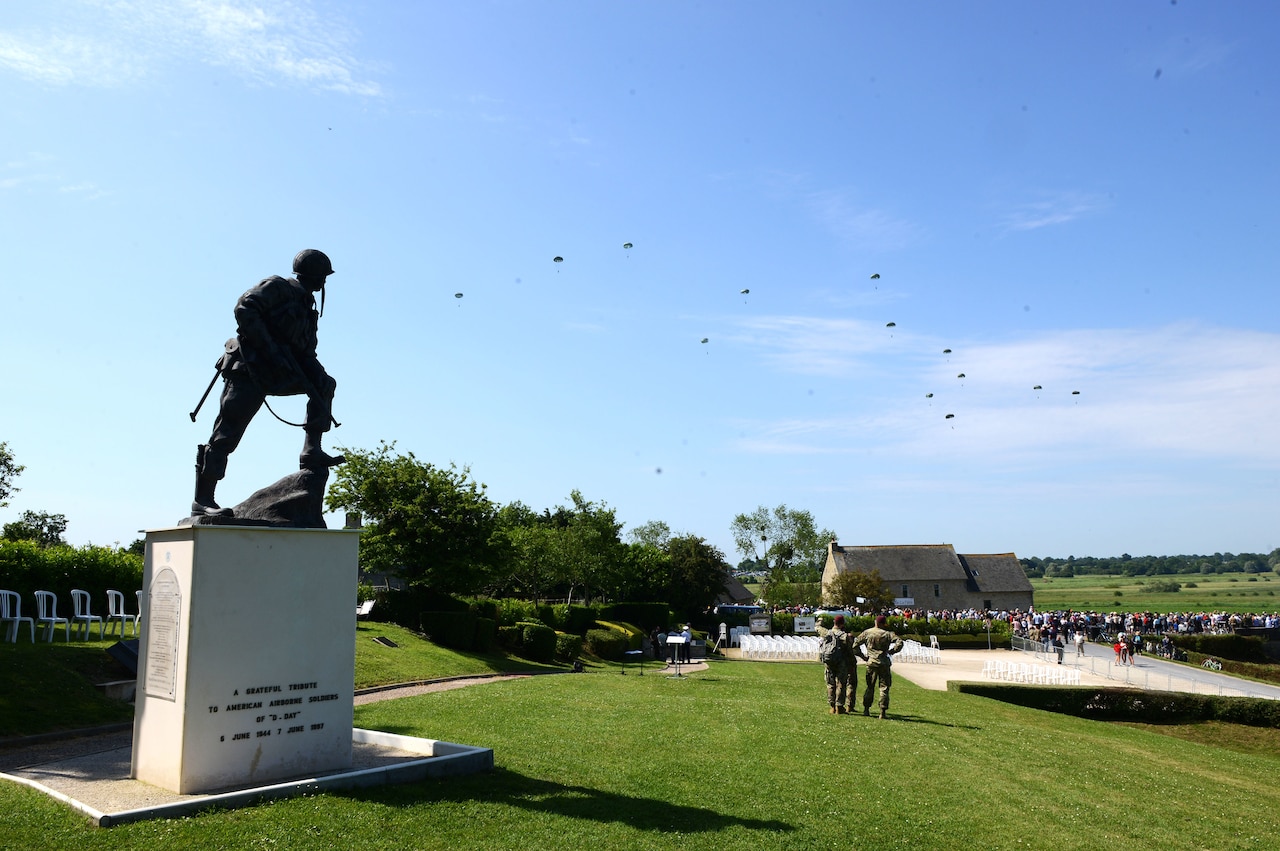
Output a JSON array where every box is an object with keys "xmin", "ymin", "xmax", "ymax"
[
  {"xmin": 897, "ymin": 638, "xmax": 941, "ymax": 664},
  {"xmin": 739, "ymin": 634, "xmax": 822, "ymax": 661},
  {"xmin": 0, "ymin": 588, "xmax": 140, "ymax": 644},
  {"xmin": 981, "ymin": 659, "xmax": 1081, "ymax": 685}
]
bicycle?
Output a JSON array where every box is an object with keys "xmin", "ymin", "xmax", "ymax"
[{"xmin": 1201, "ymin": 658, "xmax": 1223, "ymax": 671}]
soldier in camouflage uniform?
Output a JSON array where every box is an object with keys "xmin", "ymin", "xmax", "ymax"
[
  {"xmin": 853, "ymin": 614, "xmax": 904, "ymax": 719},
  {"xmin": 821, "ymin": 614, "xmax": 855, "ymax": 714}
]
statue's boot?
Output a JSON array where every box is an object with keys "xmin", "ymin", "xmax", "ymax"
[
  {"xmin": 191, "ymin": 444, "xmax": 234, "ymax": 517},
  {"xmin": 300, "ymin": 430, "xmax": 345, "ymax": 470}
]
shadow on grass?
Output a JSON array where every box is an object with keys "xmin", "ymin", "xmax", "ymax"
[
  {"xmin": 883, "ymin": 714, "xmax": 981, "ymax": 730},
  {"xmin": 336, "ymin": 766, "xmax": 796, "ymax": 835}
]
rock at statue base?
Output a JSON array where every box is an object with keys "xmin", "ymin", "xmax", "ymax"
[{"xmin": 179, "ymin": 468, "xmax": 329, "ymax": 529}]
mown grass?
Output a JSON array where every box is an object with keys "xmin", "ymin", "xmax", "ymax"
[
  {"xmin": 353, "ymin": 621, "xmax": 573, "ymax": 689},
  {"xmin": 0, "ymin": 639, "xmax": 135, "ymax": 736},
  {"xmin": 4, "ymin": 633, "xmax": 1280, "ymax": 849},
  {"xmin": 1031, "ymin": 572, "xmax": 1279, "ymax": 613}
]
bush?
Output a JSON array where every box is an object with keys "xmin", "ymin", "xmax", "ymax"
[
  {"xmin": 474, "ymin": 616, "xmax": 496, "ymax": 652},
  {"xmin": 420, "ymin": 610, "xmax": 477, "ymax": 650},
  {"xmin": 495, "ymin": 598, "xmax": 539, "ymax": 626},
  {"xmin": 497, "ymin": 625, "xmax": 523, "ymax": 650},
  {"xmin": 585, "ymin": 628, "xmax": 627, "ymax": 660},
  {"xmin": 520, "ymin": 622, "xmax": 557, "ymax": 663},
  {"xmin": 772, "ymin": 612, "xmax": 795, "ymax": 634},
  {"xmin": 950, "ymin": 683, "xmax": 1280, "ymax": 728},
  {"xmin": 594, "ymin": 620, "xmax": 644, "ymax": 650},
  {"xmin": 1172, "ymin": 633, "xmax": 1271, "ymax": 664},
  {"xmin": 0, "ymin": 540, "xmax": 143, "ymax": 603},
  {"xmin": 555, "ymin": 632, "xmax": 584, "ymax": 662},
  {"xmin": 599, "ymin": 602, "xmax": 669, "ymax": 631},
  {"xmin": 561, "ymin": 604, "xmax": 599, "ymax": 635}
]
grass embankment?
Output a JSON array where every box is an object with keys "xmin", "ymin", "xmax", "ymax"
[
  {"xmin": 4, "ymin": 623, "xmax": 1280, "ymax": 848},
  {"xmin": 1031, "ymin": 572, "xmax": 1279, "ymax": 613}
]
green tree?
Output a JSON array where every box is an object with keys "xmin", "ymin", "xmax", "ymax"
[
  {"xmin": 823, "ymin": 568, "xmax": 893, "ymax": 611},
  {"xmin": 730, "ymin": 504, "xmax": 835, "ymax": 584},
  {"xmin": 325, "ymin": 442, "xmax": 499, "ymax": 594},
  {"xmin": 0, "ymin": 441, "xmax": 23, "ymax": 508},
  {"xmin": 2, "ymin": 510, "xmax": 67, "ymax": 549},
  {"xmin": 664, "ymin": 534, "xmax": 730, "ymax": 619},
  {"xmin": 627, "ymin": 519, "xmax": 670, "ymax": 549}
]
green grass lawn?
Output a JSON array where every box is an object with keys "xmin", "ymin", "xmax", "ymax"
[
  {"xmin": 4, "ymin": 622, "xmax": 1280, "ymax": 848},
  {"xmin": 1031, "ymin": 572, "xmax": 1280, "ymax": 613}
]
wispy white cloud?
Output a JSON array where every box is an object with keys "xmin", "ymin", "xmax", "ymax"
[
  {"xmin": 0, "ymin": 0, "xmax": 381, "ymax": 95},
  {"xmin": 805, "ymin": 188, "xmax": 921, "ymax": 251},
  {"xmin": 726, "ymin": 319, "xmax": 1280, "ymax": 469},
  {"xmin": 1000, "ymin": 190, "xmax": 1109, "ymax": 232}
]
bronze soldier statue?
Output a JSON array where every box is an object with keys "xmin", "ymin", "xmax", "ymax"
[{"xmin": 191, "ymin": 249, "xmax": 344, "ymax": 518}]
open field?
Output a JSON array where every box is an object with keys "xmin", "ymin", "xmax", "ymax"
[
  {"xmin": 5, "ymin": 624, "xmax": 1280, "ymax": 849},
  {"xmin": 1031, "ymin": 572, "xmax": 1280, "ymax": 613}
]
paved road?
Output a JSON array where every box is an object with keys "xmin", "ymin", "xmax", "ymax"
[{"xmin": 1030, "ymin": 639, "xmax": 1280, "ymax": 699}]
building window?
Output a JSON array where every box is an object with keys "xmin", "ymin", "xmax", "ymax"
[
  {"xmin": 983, "ymin": 599, "xmax": 992, "ymax": 611},
  {"xmin": 901, "ymin": 584, "xmax": 909, "ymax": 598},
  {"xmin": 934, "ymin": 584, "xmax": 941, "ymax": 598}
]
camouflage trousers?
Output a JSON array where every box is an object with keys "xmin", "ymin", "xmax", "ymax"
[
  {"xmin": 824, "ymin": 664, "xmax": 854, "ymax": 709},
  {"xmin": 863, "ymin": 664, "xmax": 893, "ymax": 712}
]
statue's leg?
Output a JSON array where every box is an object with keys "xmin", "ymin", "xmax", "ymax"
[
  {"xmin": 300, "ymin": 371, "xmax": 344, "ymax": 470},
  {"xmin": 193, "ymin": 376, "xmax": 264, "ymax": 516}
]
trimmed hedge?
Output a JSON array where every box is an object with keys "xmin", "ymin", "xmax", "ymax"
[
  {"xmin": 555, "ymin": 632, "xmax": 584, "ymax": 662},
  {"xmin": 950, "ymin": 683, "xmax": 1280, "ymax": 727},
  {"xmin": 420, "ymin": 610, "xmax": 477, "ymax": 650},
  {"xmin": 599, "ymin": 602, "xmax": 670, "ymax": 631},
  {"xmin": 474, "ymin": 616, "xmax": 496, "ymax": 652},
  {"xmin": 585, "ymin": 628, "xmax": 627, "ymax": 660},
  {"xmin": 0, "ymin": 540, "xmax": 143, "ymax": 603},
  {"xmin": 1169, "ymin": 633, "xmax": 1271, "ymax": 664},
  {"xmin": 594, "ymin": 620, "xmax": 644, "ymax": 650},
  {"xmin": 520, "ymin": 622, "xmax": 556, "ymax": 663}
]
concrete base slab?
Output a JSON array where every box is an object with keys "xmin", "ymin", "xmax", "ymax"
[{"xmin": 1, "ymin": 727, "xmax": 492, "ymax": 827}]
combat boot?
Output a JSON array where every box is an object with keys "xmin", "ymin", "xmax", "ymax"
[
  {"xmin": 300, "ymin": 430, "xmax": 345, "ymax": 470},
  {"xmin": 191, "ymin": 445, "xmax": 234, "ymax": 517}
]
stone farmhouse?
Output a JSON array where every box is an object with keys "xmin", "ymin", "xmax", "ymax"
[{"xmin": 821, "ymin": 541, "xmax": 1034, "ymax": 613}]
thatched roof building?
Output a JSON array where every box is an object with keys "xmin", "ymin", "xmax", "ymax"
[{"xmin": 821, "ymin": 541, "xmax": 1033, "ymax": 612}]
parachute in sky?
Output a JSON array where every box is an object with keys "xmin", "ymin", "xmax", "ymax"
[
  {"xmin": 1033, "ymin": 385, "xmax": 1042, "ymax": 390},
  {"xmin": 886, "ymin": 322, "xmax": 896, "ymax": 328},
  {"xmin": 957, "ymin": 373, "xmax": 966, "ymax": 379},
  {"xmin": 740, "ymin": 288, "xmax": 750, "ymax": 294},
  {"xmin": 870, "ymin": 273, "xmax": 880, "ymax": 280},
  {"xmin": 945, "ymin": 413, "xmax": 955, "ymax": 419},
  {"xmin": 701, "ymin": 337, "xmax": 709, "ymax": 344},
  {"xmin": 1072, "ymin": 390, "xmax": 1080, "ymax": 395},
  {"xmin": 925, "ymin": 393, "xmax": 933, "ymax": 398},
  {"xmin": 622, "ymin": 242, "xmax": 633, "ymax": 250},
  {"xmin": 553, "ymin": 256, "xmax": 563, "ymax": 263},
  {"xmin": 942, "ymin": 348, "xmax": 951, "ymax": 354}
]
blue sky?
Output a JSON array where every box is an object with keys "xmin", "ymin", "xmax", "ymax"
[{"xmin": 2, "ymin": 0, "xmax": 1278, "ymax": 563}]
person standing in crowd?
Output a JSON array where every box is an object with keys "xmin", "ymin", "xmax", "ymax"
[
  {"xmin": 853, "ymin": 615, "xmax": 904, "ymax": 719},
  {"xmin": 680, "ymin": 624, "xmax": 693, "ymax": 663},
  {"xmin": 820, "ymin": 614, "xmax": 854, "ymax": 714}
]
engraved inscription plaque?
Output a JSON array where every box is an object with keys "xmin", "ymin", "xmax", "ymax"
[{"xmin": 145, "ymin": 567, "xmax": 182, "ymax": 700}]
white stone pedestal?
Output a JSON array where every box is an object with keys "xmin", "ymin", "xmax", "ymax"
[{"xmin": 132, "ymin": 526, "xmax": 360, "ymax": 794}]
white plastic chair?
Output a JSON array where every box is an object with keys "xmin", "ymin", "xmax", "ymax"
[
  {"xmin": 106, "ymin": 590, "xmax": 136, "ymax": 638},
  {"xmin": 930, "ymin": 634, "xmax": 941, "ymax": 651},
  {"xmin": 135, "ymin": 590, "xmax": 143, "ymax": 634},
  {"xmin": 1, "ymin": 590, "xmax": 35, "ymax": 643},
  {"xmin": 71, "ymin": 589, "xmax": 105, "ymax": 641},
  {"xmin": 35, "ymin": 591, "xmax": 70, "ymax": 642}
]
